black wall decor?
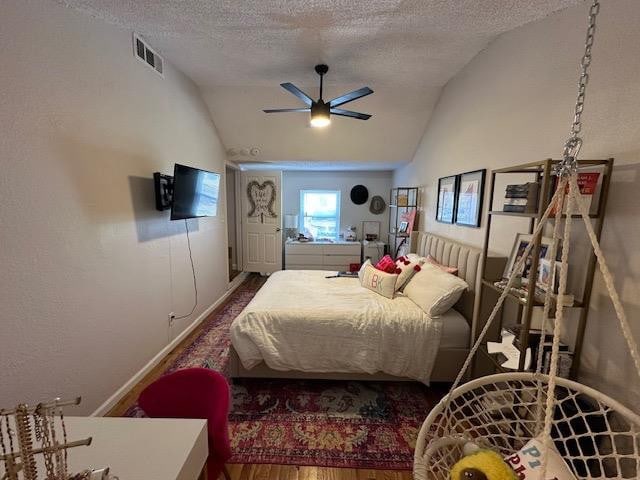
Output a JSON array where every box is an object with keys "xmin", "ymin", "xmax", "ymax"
[{"xmin": 350, "ymin": 185, "xmax": 369, "ymax": 205}]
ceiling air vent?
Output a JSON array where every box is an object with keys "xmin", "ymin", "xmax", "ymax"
[{"xmin": 133, "ymin": 33, "xmax": 164, "ymax": 77}]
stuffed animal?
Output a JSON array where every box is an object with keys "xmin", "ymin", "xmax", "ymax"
[{"xmin": 450, "ymin": 444, "xmax": 517, "ymax": 480}]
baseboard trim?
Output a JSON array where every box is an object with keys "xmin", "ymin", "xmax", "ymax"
[{"xmin": 91, "ymin": 272, "xmax": 249, "ymax": 417}]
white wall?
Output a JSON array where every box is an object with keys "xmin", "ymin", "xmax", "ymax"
[
  {"xmin": 0, "ymin": 0, "xmax": 228, "ymax": 414},
  {"xmin": 394, "ymin": 0, "xmax": 640, "ymax": 406},
  {"xmin": 283, "ymin": 170, "xmax": 392, "ymax": 241}
]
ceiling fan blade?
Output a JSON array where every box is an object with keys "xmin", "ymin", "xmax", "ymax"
[
  {"xmin": 263, "ymin": 108, "xmax": 311, "ymax": 113},
  {"xmin": 328, "ymin": 87, "xmax": 373, "ymax": 108},
  {"xmin": 330, "ymin": 108, "xmax": 371, "ymax": 120},
  {"xmin": 280, "ymin": 83, "xmax": 314, "ymax": 106}
]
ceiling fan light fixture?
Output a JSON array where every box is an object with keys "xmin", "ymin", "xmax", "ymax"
[
  {"xmin": 310, "ymin": 102, "xmax": 330, "ymax": 128},
  {"xmin": 310, "ymin": 115, "xmax": 330, "ymax": 128},
  {"xmin": 264, "ymin": 65, "xmax": 373, "ymax": 126}
]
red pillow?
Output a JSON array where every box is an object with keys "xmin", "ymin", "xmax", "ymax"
[{"xmin": 375, "ymin": 255, "xmax": 399, "ymax": 274}]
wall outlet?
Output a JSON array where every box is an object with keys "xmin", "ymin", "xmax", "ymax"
[{"xmin": 168, "ymin": 312, "xmax": 176, "ymax": 327}]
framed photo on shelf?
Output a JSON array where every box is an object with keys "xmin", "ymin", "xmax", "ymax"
[
  {"xmin": 399, "ymin": 208, "xmax": 416, "ymax": 234},
  {"xmin": 436, "ymin": 175, "xmax": 458, "ymax": 223},
  {"xmin": 505, "ymin": 233, "xmax": 561, "ymax": 284},
  {"xmin": 538, "ymin": 259, "xmax": 563, "ymax": 293},
  {"xmin": 455, "ymin": 169, "xmax": 486, "ymax": 228}
]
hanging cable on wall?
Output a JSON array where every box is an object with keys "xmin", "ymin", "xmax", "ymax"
[{"xmin": 173, "ymin": 219, "xmax": 198, "ymax": 320}]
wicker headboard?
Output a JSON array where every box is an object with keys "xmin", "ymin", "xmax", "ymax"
[{"xmin": 410, "ymin": 231, "xmax": 505, "ymax": 330}]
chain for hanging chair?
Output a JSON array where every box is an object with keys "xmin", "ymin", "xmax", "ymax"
[{"xmin": 414, "ymin": 1, "xmax": 640, "ymax": 478}]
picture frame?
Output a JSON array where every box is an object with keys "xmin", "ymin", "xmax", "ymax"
[
  {"xmin": 436, "ymin": 175, "xmax": 458, "ymax": 223},
  {"xmin": 398, "ymin": 220, "xmax": 409, "ymax": 234},
  {"xmin": 455, "ymin": 169, "xmax": 486, "ymax": 228},
  {"xmin": 538, "ymin": 259, "xmax": 562, "ymax": 293},
  {"xmin": 362, "ymin": 221, "xmax": 381, "ymax": 241},
  {"xmin": 505, "ymin": 234, "xmax": 561, "ymax": 284}
]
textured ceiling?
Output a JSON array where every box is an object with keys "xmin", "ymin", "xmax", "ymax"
[{"xmin": 58, "ymin": 0, "xmax": 579, "ymax": 166}]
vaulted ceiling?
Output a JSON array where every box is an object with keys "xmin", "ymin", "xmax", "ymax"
[{"xmin": 59, "ymin": 0, "xmax": 578, "ymax": 168}]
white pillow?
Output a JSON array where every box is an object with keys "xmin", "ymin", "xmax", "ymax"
[
  {"xmin": 358, "ymin": 259, "xmax": 372, "ymax": 282},
  {"xmin": 406, "ymin": 253, "xmax": 427, "ymax": 264},
  {"xmin": 394, "ymin": 255, "xmax": 424, "ymax": 291},
  {"xmin": 359, "ymin": 263, "xmax": 398, "ymax": 299},
  {"xmin": 504, "ymin": 437, "xmax": 577, "ymax": 480},
  {"xmin": 403, "ymin": 263, "xmax": 469, "ymax": 316}
]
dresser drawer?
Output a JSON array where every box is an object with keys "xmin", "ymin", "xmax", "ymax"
[
  {"xmin": 324, "ymin": 254, "xmax": 361, "ymax": 264},
  {"xmin": 286, "ymin": 254, "xmax": 324, "ymax": 266},
  {"xmin": 323, "ymin": 264, "xmax": 353, "ymax": 272},
  {"xmin": 286, "ymin": 265, "xmax": 327, "ymax": 270},
  {"xmin": 323, "ymin": 243, "xmax": 361, "ymax": 255},
  {"xmin": 285, "ymin": 243, "xmax": 322, "ymax": 255}
]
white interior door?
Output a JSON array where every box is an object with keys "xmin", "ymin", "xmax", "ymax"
[{"xmin": 242, "ymin": 171, "xmax": 283, "ymax": 273}]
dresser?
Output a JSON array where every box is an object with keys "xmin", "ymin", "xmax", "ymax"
[{"xmin": 285, "ymin": 241, "xmax": 361, "ymax": 271}]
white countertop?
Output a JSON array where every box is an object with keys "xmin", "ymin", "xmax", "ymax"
[{"xmin": 33, "ymin": 417, "xmax": 208, "ymax": 480}]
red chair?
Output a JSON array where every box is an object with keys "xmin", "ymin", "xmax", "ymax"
[{"xmin": 138, "ymin": 368, "xmax": 232, "ymax": 480}]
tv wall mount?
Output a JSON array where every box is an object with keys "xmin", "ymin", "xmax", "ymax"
[{"xmin": 153, "ymin": 172, "xmax": 173, "ymax": 211}]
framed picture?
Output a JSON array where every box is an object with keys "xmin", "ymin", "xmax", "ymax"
[
  {"xmin": 436, "ymin": 175, "xmax": 458, "ymax": 223},
  {"xmin": 362, "ymin": 221, "xmax": 381, "ymax": 240},
  {"xmin": 455, "ymin": 169, "xmax": 486, "ymax": 227},
  {"xmin": 505, "ymin": 234, "xmax": 561, "ymax": 284},
  {"xmin": 538, "ymin": 259, "xmax": 563, "ymax": 293},
  {"xmin": 398, "ymin": 220, "xmax": 409, "ymax": 233}
]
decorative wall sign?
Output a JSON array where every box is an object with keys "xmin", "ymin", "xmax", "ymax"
[
  {"xmin": 247, "ymin": 180, "xmax": 277, "ymax": 218},
  {"xmin": 455, "ymin": 169, "xmax": 486, "ymax": 227}
]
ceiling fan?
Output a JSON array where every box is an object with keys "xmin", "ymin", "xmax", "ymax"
[{"xmin": 263, "ymin": 64, "xmax": 373, "ymax": 127}]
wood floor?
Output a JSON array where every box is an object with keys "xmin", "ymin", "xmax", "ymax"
[
  {"xmin": 107, "ymin": 276, "xmax": 414, "ymax": 480},
  {"xmin": 225, "ymin": 464, "xmax": 412, "ymax": 480}
]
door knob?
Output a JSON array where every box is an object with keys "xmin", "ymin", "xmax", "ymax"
[{"xmin": 276, "ymin": 227, "xmax": 281, "ymax": 232}]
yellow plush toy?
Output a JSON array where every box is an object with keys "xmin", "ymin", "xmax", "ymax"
[{"xmin": 450, "ymin": 447, "xmax": 517, "ymax": 480}]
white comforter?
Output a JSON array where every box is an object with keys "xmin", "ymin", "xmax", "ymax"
[{"xmin": 230, "ymin": 270, "xmax": 443, "ymax": 384}]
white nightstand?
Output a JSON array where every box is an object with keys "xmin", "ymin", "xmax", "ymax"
[{"xmin": 362, "ymin": 240, "xmax": 386, "ymax": 264}]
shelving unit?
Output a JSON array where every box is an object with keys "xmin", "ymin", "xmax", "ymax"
[
  {"xmin": 388, "ymin": 187, "xmax": 419, "ymax": 257},
  {"xmin": 475, "ymin": 158, "xmax": 613, "ymax": 379}
]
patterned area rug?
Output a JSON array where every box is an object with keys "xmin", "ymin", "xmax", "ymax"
[{"xmin": 125, "ymin": 274, "xmax": 446, "ymax": 469}]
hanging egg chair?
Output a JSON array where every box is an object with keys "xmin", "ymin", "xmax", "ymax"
[
  {"xmin": 415, "ymin": 373, "xmax": 640, "ymax": 479},
  {"xmin": 414, "ymin": 2, "xmax": 640, "ymax": 479}
]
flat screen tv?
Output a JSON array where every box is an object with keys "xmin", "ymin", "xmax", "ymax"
[{"xmin": 170, "ymin": 164, "xmax": 221, "ymax": 220}]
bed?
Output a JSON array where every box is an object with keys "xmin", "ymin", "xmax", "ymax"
[{"xmin": 229, "ymin": 231, "xmax": 505, "ymax": 383}]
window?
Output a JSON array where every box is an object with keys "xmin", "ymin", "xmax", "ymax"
[{"xmin": 300, "ymin": 190, "xmax": 341, "ymax": 240}]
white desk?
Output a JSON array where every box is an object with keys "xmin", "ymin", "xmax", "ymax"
[{"xmin": 55, "ymin": 417, "xmax": 207, "ymax": 480}]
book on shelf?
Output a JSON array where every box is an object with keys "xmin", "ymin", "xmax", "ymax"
[
  {"xmin": 550, "ymin": 172, "xmax": 600, "ymax": 215},
  {"xmin": 503, "ymin": 182, "xmax": 539, "ymax": 213}
]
